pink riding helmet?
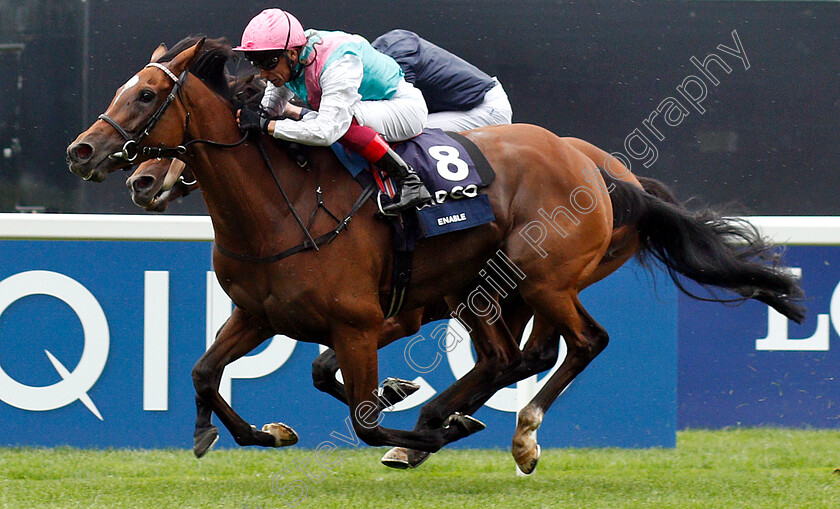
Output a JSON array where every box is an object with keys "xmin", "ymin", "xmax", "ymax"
[{"xmin": 233, "ymin": 9, "xmax": 307, "ymax": 52}]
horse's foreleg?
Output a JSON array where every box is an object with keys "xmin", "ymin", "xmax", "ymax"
[
  {"xmin": 415, "ymin": 295, "xmax": 522, "ymax": 433},
  {"xmin": 382, "ymin": 311, "xmax": 520, "ymax": 468},
  {"xmin": 191, "ymin": 308, "xmax": 294, "ymax": 456},
  {"xmin": 193, "ymin": 316, "xmax": 230, "ymax": 457},
  {"xmin": 331, "ymin": 325, "xmax": 481, "ymax": 452},
  {"xmin": 311, "ymin": 307, "xmax": 431, "ymax": 407},
  {"xmin": 311, "ymin": 348, "xmax": 347, "ymax": 405},
  {"xmin": 382, "ymin": 296, "xmax": 542, "ymax": 469}
]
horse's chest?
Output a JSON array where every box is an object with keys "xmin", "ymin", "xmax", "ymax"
[{"xmin": 224, "ymin": 278, "xmax": 325, "ymax": 339}]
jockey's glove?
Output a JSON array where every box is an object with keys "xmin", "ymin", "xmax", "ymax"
[{"xmin": 239, "ymin": 108, "xmax": 270, "ymax": 134}]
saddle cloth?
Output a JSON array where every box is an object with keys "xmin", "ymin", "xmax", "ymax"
[{"xmin": 330, "ymin": 128, "xmax": 495, "ymax": 238}]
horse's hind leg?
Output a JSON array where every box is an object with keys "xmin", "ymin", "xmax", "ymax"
[
  {"xmin": 381, "ymin": 293, "xmax": 527, "ymax": 469},
  {"xmin": 513, "ymin": 295, "xmax": 609, "ymax": 474},
  {"xmin": 192, "ymin": 307, "xmax": 297, "ymax": 456}
]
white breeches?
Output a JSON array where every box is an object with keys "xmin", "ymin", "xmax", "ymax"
[
  {"xmin": 424, "ymin": 78, "xmax": 513, "ymax": 132},
  {"xmin": 352, "ymin": 79, "xmax": 428, "ymax": 142}
]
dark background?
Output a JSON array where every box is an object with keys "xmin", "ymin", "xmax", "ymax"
[{"xmin": 0, "ymin": 0, "xmax": 837, "ymax": 215}]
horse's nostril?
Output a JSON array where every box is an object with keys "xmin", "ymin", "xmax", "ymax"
[
  {"xmin": 131, "ymin": 176, "xmax": 156, "ymax": 193},
  {"xmin": 72, "ymin": 143, "xmax": 94, "ymax": 162}
]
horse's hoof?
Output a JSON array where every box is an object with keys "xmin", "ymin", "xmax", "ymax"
[
  {"xmin": 381, "ymin": 447, "xmax": 411, "ymax": 469},
  {"xmin": 443, "ymin": 412, "xmax": 486, "ymax": 436},
  {"xmin": 515, "ymin": 444, "xmax": 541, "ymax": 475},
  {"xmin": 194, "ymin": 426, "xmax": 219, "ymax": 458},
  {"xmin": 381, "ymin": 447, "xmax": 432, "ymax": 469},
  {"xmin": 262, "ymin": 422, "xmax": 299, "ymax": 447},
  {"xmin": 406, "ymin": 448, "xmax": 432, "ymax": 468},
  {"xmin": 380, "ymin": 377, "xmax": 421, "ymax": 406}
]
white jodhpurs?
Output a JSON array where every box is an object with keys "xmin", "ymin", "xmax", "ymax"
[
  {"xmin": 352, "ymin": 79, "xmax": 428, "ymax": 142},
  {"xmin": 424, "ymin": 78, "xmax": 513, "ymax": 132}
]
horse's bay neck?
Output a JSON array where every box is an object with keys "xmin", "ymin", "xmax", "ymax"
[{"xmin": 189, "ymin": 143, "xmax": 304, "ymax": 256}]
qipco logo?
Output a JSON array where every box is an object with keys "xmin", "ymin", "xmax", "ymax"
[{"xmin": 0, "ymin": 271, "xmax": 109, "ymax": 419}]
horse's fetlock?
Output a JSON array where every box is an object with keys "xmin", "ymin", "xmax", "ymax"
[{"xmin": 355, "ymin": 425, "xmax": 384, "ymax": 446}]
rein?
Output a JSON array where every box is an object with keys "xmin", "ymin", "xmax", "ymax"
[
  {"xmin": 214, "ymin": 182, "xmax": 377, "ymax": 264},
  {"xmin": 215, "ymin": 136, "xmax": 379, "ymax": 264}
]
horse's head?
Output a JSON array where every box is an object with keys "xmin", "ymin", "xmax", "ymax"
[
  {"xmin": 127, "ymin": 158, "xmax": 197, "ymax": 212},
  {"xmin": 66, "ymin": 39, "xmax": 205, "ymax": 182}
]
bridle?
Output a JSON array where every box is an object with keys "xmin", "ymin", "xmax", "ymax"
[
  {"xmin": 98, "ymin": 63, "xmax": 189, "ymax": 162},
  {"xmin": 98, "ymin": 62, "xmax": 248, "ymax": 162}
]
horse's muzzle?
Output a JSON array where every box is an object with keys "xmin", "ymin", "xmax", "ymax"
[{"xmin": 66, "ymin": 138, "xmax": 125, "ymax": 182}]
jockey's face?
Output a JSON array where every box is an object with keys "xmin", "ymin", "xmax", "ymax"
[{"xmin": 256, "ymin": 49, "xmax": 300, "ymax": 87}]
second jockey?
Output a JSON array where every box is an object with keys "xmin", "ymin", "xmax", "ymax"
[
  {"xmin": 234, "ymin": 8, "xmax": 432, "ymax": 214},
  {"xmin": 373, "ymin": 29, "xmax": 513, "ymax": 132}
]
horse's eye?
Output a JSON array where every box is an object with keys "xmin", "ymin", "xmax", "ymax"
[{"xmin": 138, "ymin": 90, "xmax": 156, "ymax": 103}]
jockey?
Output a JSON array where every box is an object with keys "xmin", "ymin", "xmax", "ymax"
[
  {"xmin": 234, "ymin": 9, "xmax": 432, "ymax": 214},
  {"xmin": 372, "ymin": 29, "xmax": 513, "ymax": 132}
]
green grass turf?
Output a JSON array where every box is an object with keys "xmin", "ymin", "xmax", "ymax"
[{"xmin": 1, "ymin": 429, "xmax": 839, "ymax": 508}]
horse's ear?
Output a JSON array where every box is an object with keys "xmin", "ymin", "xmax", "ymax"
[
  {"xmin": 150, "ymin": 43, "xmax": 167, "ymax": 63},
  {"xmin": 168, "ymin": 37, "xmax": 206, "ymax": 74}
]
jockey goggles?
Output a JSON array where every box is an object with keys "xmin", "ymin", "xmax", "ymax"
[{"xmin": 246, "ymin": 51, "xmax": 283, "ymax": 71}]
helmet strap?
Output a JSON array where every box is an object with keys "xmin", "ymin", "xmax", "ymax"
[{"xmin": 283, "ymin": 50, "xmax": 304, "ymax": 81}]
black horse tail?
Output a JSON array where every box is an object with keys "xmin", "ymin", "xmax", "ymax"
[{"xmin": 603, "ymin": 170, "xmax": 806, "ymax": 323}]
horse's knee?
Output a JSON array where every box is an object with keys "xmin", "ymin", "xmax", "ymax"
[
  {"xmin": 483, "ymin": 346, "xmax": 519, "ymax": 376},
  {"xmin": 505, "ymin": 348, "xmax": 524, "ymax": 371},
  {"xmin": 311, "ymin": 351, "xmax": 338, "ymax": 393},
  {"xmin": 567, "ymin": 329, "xmax": 609, "ymax": 366},
  {"xmin": 523, "ymin": 347, "xmax": 558, "ymax": 374},
  {"xmin": 416, "ymin": 401, "xmax": 447, "ymax": 430},
  {"xmin": 587, "ymin": 329, "xmax": 609, "ymax": 359},
  {"xmin": 191, "ymin": 360, "xmax": 215, "ymax": 399}
]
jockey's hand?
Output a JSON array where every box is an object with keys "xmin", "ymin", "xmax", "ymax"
[{"xmin": 237, "ymin": 108, "xmax": 270, "ymax": 134}]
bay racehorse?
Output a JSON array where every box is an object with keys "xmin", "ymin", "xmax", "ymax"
[
  {"xmin": 67, "ymin": 38, "xmax": 805, "ymax": 472},
  {"xmin": 123, "ymin": 133, "xmax": 691, "ymax": 473}
]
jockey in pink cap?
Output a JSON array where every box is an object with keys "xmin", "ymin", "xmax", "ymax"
[{"xmin": 234, "ymin": 8, "xmax": 431, "ymax": 214}]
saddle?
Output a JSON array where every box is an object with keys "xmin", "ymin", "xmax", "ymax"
[{"xmin": 331, "ymin": 129, "xmax": 497, "ymax": 317}]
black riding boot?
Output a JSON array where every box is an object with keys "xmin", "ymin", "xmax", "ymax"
[{"xmin": 375, "ymin": 147, "xmax": 432, "ymax": 214}]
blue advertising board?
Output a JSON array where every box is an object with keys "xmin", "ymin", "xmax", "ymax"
[
  {"xmin": 0, "ymin": 238, "xmax": 677, "ymax": 449},
  {"xmin": 678, "ymin": 245, "xmax": 840, "ymax": 429}
]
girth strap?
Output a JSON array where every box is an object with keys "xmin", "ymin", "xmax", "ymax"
[{"xmin": 385, "ymin": 249, "xmax": 412, "ymax": 319}]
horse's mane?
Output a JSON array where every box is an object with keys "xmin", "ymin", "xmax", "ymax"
[
  {"xmin": 230, "ymin": 75, "xmax": 266, "ymax": 110},
  {"xmin": 156, "ymin": 35, "xmax": 235, "ymax": 102}
]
